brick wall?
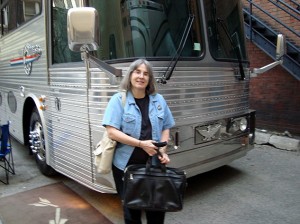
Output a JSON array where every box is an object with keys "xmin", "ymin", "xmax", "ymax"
[{"xmin": 247, "ymin": 41, "xmax": 300, "ymax": 135}]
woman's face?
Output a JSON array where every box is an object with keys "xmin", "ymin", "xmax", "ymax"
[{"xmin": 130, "ymin": 63, "xmax": 150, "ymax": 92}]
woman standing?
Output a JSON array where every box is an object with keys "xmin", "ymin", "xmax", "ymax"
[{"xmin": 102, "ymin": 59, "xmax": 175, "ymax": 224}]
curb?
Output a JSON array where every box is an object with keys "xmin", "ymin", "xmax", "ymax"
[{"xmin": 255, "ymin": 129, "xmax": 300, "ymax": 151}]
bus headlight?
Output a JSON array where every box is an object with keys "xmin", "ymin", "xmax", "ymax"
[
  {"xmin": 239, "ymin": 117, "xmax": 248, "ymax": 131},
  {"xmin": 228, "ymin": 117, "xmax": 248, "ymax": 134}
]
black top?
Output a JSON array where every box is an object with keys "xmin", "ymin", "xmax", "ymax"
[{"xmin": 127, "ymin": 95, "xmax": 151, "ymax": 165}]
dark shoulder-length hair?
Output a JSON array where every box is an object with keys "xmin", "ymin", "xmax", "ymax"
[{"xmin": 120, "ymin": 59, "xmax": 157, "ymax": 95}]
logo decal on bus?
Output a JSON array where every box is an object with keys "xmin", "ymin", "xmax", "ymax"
[{"xmin": 10, "ymin": 44, "xmax": 42, "ymax": 75}]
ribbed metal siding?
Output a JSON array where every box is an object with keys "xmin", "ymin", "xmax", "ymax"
[
  {"xmin": 85, "ymin": 65, "xmax": 250, "ymax": 132},
  {"xmin": 0, "ymin": 15, "xmax": 48, "ymax": 142}
]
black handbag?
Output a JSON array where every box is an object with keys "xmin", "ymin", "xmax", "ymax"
[{"xmin": 123, "ymin": 157, "xmax": 187, "ymax": 212}]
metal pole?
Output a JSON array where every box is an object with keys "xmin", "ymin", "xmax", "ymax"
[{"xmin": 250, "ymin": 0, "xmax": 253, "ymax": 41}]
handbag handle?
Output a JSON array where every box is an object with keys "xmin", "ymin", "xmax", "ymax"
[{"xmin": 146, "ymin": 150, "xmax": 167, "ymax": 174}]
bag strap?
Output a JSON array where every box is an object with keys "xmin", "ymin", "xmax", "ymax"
[
  {"xmin": 146, "ymin": 151, "xmax": 167, "ymax": 174},
  {"xmin": 120, "ymin": 90, "xmax": 126, "ymax": 108}
]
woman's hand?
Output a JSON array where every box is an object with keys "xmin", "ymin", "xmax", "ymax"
[
  {"xmin": 139, "ymin": 140, "xmax": 170, "ymax": 164},
  {"xmin": 158, "ymin": 151, "xmax": 170, "ymax": 164},
  {"xmin": 139, "ymin": 140, "xmax": 158, "ymax": 156}
]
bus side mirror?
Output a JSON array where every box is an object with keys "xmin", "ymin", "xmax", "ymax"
[
  {"xmin": 67, "ymin": 7, "xmax": 99, "ymax": 52},
  {"xmin": 251, "ymin": 34, "xmax": 286, "ymax": 77},
  {"xmin": 275, "ymin": 34, "xmax": 286, "ymax": 60}
]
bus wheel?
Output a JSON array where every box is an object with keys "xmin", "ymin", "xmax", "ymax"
[{"xmin": 29, "ymin": 108, "xmax": 56, "ymax": 176}]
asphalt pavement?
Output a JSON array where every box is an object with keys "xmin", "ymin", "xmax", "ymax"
[{"xmin": 172, "ymin": 144, "xmax": 300, "ymax": 224}]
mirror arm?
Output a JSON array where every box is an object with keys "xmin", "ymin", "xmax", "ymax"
[
  {"xmin": 251, "ymin": 60, "xmax": 283, "ymax": 77},
  {"xmin": 85, "ymin": 52, "xmax": 122, "ymax": 77},
  {"xmin": 251, "ymin": 34, "xmax": 285, "ymax": 78}
]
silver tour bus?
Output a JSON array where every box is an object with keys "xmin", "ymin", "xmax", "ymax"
[{"xmin": 0, "ymin": 0, "xmax": 284, "ymax": 193}]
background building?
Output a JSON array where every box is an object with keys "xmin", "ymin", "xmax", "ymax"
[{"xmin": 242, "ymin": 0, "xmax": 300, "ymax": 134}]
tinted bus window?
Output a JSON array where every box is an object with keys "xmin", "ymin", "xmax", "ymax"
[
  {"xmin": 88, "ymin": 0, "xmax": 203, "ymax": 61},
  {"xmin": 52, "ymin": 0, "xmax": 81, "ymax": 63},
  {"xmin": 204, "ymin": 0, "xmax": 248, "ymax": 61},
  {"xmin": 0, "ymin": 0, "xmax": 41, "ymax": 37}
]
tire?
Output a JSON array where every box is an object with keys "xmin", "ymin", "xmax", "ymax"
[{"xmin": 29, "ymin": 107, "xmax": 56, "ymax": 176}]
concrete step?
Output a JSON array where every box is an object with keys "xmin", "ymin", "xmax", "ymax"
[{"xmin": 255, "ymin": 129, "xmax": 300, "ymax": 151}]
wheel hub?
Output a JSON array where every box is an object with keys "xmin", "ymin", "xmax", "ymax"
[{"xmin": 29, "ymin": 122, "xmax": 46, "ymax": 161}]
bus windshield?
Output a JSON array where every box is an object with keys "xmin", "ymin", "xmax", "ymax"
[
  {"xmin": 88, "ymin": 0, "xmax": 203, "ymax": 60},
  {"xmin": 51, "ymin": 0, "xmax": 247, "ymax": 63},
  {"xmin": 203, "ymin": 0, "xmax": 248, "ymax": 61}
]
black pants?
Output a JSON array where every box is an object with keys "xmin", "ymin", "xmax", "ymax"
[{"xmin": 112, "ymin": 165, "xmax": 165, "ymax": 224}]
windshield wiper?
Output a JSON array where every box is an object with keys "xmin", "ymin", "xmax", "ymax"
[
  {"xmin": 217, "ymin": 18, "xmax": 245, "ymax": 80},
  {"xmin": 158, "ymin": 14, "xmax": 195, "ymax": 84}
]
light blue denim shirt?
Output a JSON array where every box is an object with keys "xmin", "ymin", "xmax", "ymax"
[{"xmin": 102, "ymin": 91, "xmax": 175, "ymax": 171}]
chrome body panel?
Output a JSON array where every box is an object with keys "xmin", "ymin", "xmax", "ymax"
[
  {"xmin": 0, "ymin": 13, "xmax": 48, "ymax": 142},
  {"xmin": 47, "ymin": 62, "xmax": 254, "ymax": 192}
]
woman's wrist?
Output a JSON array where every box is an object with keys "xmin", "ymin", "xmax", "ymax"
[{"xmin": 159, "ymin": 146, "xmax": 167, "ymax": 154}]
